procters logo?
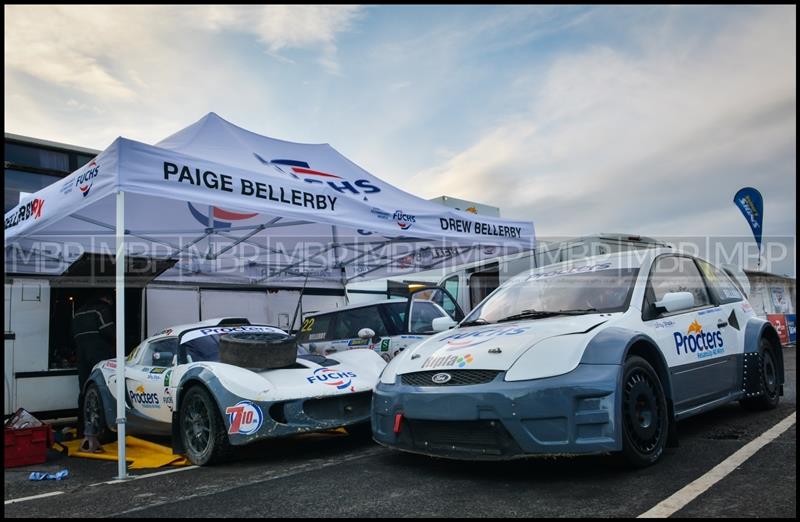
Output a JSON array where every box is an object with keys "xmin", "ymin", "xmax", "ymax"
[
  {"xmin": 439, "ymin": 325, "xmax": 530, "ymax": 351},
  {"xmin": 128, "ymin": 385, "xmax": 159, "ymax": 408},
  {"xmin": 225, "ymin": 401, "xmax": 263, "ymax": 435},
  {"xmin": 254, "ymin": 154, "xmax": 381, "ymax": 198},
  {"xmin": 393, "ymin": 210, "xmax": 416, "ymax": 230},
  {"xmin": 187, "ymin": 202, "xmax": 259, "ymax": 230},
  {"xmin": 673, "ymin": 319, "xmax": 724, "ymax": 359},
  {"xmin": 306, "ymin": 368, "xmax": 357, "ymax": 391}
]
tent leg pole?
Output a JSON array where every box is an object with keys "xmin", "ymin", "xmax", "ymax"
[{"xmin": 114, "ymin": 190, "xmax": 127, "ymax": 480}]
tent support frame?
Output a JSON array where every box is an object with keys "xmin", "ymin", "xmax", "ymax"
[{"xmin": 114, "ymin": 190, "xmax": 128, "ymax": 480}]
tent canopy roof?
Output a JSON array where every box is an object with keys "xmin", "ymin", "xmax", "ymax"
[{"xmin": 5, "ymin": 113, "xmax": 535, "ymax": 286}]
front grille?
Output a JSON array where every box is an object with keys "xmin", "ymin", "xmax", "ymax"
[
  {"xmin": 401, "ymin": 370, "xmax": 500, "ymax": 387},
  {"xmin": 303, "ymin": 391, "xmax": 371, "ymax": 422},
  {"xmin": 403, "ymin": 419, "xmax": 520, "ymax": 456}
]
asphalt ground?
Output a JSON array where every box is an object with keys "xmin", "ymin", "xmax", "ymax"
[{"xmin": 5, "ymin": 346, "xmax": 796, "ymax": 518}]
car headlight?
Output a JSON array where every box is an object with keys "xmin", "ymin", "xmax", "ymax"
[
  {"xmin": 379, "ymin": 348, "xmax": 411, "ymax": 385},
  {"xmin": 505, "ymin": 334, "xmax": 590, "ymax": 381}
]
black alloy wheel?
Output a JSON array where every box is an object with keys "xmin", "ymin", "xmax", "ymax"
[{"xmin": 620, "ymin": 355, "xmax": 668, "ymax": 468}]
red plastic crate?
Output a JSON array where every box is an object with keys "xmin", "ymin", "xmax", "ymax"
[{"xmin": 4, "ymin": 425, "xmax": 52, "ymax": 468}]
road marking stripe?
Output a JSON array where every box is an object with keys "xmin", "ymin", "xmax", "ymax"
[
  {"xmin": 638, "ymin": 411, "xmax": 796, "ymax": 518},
  {"xmin": 90, "ymin": 464, "xmax": 199, "ymax": 486},
  {"xmin": 5, "ymin": 491, "xmax": 65, "ymax": 505},
  {"xmin": 109, "ymin": 447, "xmax": 383, "ymax": 516}
]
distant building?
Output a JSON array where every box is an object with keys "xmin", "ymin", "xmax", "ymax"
[
  {"xmin": 5, "ymin": 133, "xmax": 101, "ymax": 213},
  {"xmin": 429, "ymin": 195, "xmax": 500, "ymax": 217}
]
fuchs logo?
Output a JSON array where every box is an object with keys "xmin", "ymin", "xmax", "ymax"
[
  {"xmin": 187, "ymin": 202, "xmax": 258, "ymax": 230},
  {"xmin": 673, "ymin": 319, "xmax": 724, "ymax": 358},
  {"xmin": 440, "ymin": 325, "xmax": 530, "ymax": 351},
  {"xmin": 225, "ymin": 401, "xmax": 263, "ymax": 435},
  {"xmin": 393, "ymin": 210, "xmax": 416, "ymax": 230},
  {"xmin": 422, "ymin": 353, "xmax": 474, "ymax": 369},
  {"xmin": 254, "ymin": 155, "xmax": 381, "ymax": 197},
  {"xmin": 77, "ymin": 161, "xmax": 99, "ymax": 197},
  {"xmin": 306, "ymin": 368, "xmax": 357, "ymax": 391},
  {"xmin": 128, "ymin": 384, "xmax": 159, "ymax": 408},
  {"xmin": 4, "ymin": 198, "xmax": 45, "ymax": 230},
  {"xmin": 431, "ymin": 373, "xmax": 451, "ymax": 384}
]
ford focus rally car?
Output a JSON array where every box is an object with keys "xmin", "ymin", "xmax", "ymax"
[
  {"xmin": 372, "ymin": 250, "xmax": 784, "ymax": 467},
  {"xmin": 83, "ymin": 318, "xmax": 386, "ymax": 465}
]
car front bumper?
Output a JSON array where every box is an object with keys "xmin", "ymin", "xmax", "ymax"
[{"xmin": 372, "ymin": 363, "xmax": 623, "ymax": 459}]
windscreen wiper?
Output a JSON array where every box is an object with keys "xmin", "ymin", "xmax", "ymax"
[
  {"xmin": 459, "ymin": 318, "xmax": 490, "ymax": 327},
  {"xmin": 496, "ymin": 308, "xmax": 599, "ymax": 323}
]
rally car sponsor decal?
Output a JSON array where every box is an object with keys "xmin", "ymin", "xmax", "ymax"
[
  {"xmin": 673, "ymin": 319, "xmax": 724, "ymax": 359},
  {"xmin": 129, "ymin": 385, "xmax": 160, "ymax": 408},
  {"xmin": 226, "ymin": 401, "xmax": 263, "ymax": 435},
  {"xmin": 306, "ymin": 368, "xmax": 357, "ymax": 391},
  {"xmin": 421, "ymin": 353, "xmax": 474, "ymax": 369},
  {"xmin": 181, "ymin": 325, "xmax": 286, "ymax": 343},
  {"xmin": 439, "ymin": 325, "xmax": 531, "ymax": 350}
]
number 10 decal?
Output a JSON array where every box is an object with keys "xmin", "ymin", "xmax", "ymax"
[{"xmin": 225, "ymin": 401, "xmax": 264, "ymax": 435}]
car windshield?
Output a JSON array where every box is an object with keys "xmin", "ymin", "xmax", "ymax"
[{"xmin": 463, "ymin": 266, "xmax": 639, "ymax": 324}]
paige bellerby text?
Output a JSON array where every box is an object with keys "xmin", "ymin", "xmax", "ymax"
[
  {"xmin": 163, "ymin": 161, "xmax": 338, "ymax": 211},
  {"xmin": 162, "ymin": 161, "xmax": 523, "ymax": 238}
]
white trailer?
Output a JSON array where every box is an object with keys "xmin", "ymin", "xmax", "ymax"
[{"xmin": 3, "ymin": 277, "xmax": 345, "ymax": 417}]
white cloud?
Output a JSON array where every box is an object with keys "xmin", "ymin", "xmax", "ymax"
[
  {"xmin": 186, "ymin": 5, "xmax": 364, "ymax": 73},
  {"xmin": 409, "ymin": 6, "xmax": 796, "ymax": 240}
]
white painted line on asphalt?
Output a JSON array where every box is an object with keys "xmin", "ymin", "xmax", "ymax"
[
  {"xmin": 638, "ymin": 411, "xmax": 797, "ymax": 518},
  {"xmin": 109, "ymin": 447, "xmax": 384, "ymax": 517},
  {"xmin": 5, "ymin": 491, "xmax": 65, "ymax": 505},
  {"xmin": 90, "ymin": 464, "xmax": 200, "ymax": 486}
]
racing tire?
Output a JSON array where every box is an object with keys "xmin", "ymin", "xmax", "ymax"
[
  {"xmin": 619, "ymin": 356, "xmax": 669, "ymax": 468},
  {"xmin": 82, "ymin": 383, "xmax": 113, "ymax": 443},
  {"xmin": 179, "ymin": 385, "xmax": 232, "ymax": 466},
  {"xmin": 740, "ymin": 338, "xmax": 781, "ymax": 411}
]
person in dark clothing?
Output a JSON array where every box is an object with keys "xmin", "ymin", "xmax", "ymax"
[
  {"xmin": 73, "ymin": 293, "xmax": 116, "ymax": 395},
  {"xmin": 73, "ymin": 292, "xmax": 115, "ymax": 448}
]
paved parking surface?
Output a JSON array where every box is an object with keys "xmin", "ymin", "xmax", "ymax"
[{"xmin": 5, "ymin": 347, "xmax": 795, "ymax": 518}]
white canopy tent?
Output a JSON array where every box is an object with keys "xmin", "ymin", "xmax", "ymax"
[{"xmin": 4, "ymin": 113, "xmax": 534, "ymax": 478}]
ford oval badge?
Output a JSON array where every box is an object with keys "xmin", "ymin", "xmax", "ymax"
[{"xmin": 432, "ymin": 372, "xmax": 452, "ymax": 384}]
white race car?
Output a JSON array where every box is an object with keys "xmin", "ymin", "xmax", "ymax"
[
  {"xmin": 373, "ymin": 249, "xmax": 784, "ymax": 467},
  {"xmin": 83, "ymin": 318, "xmax": 386, "ymax": 465}
]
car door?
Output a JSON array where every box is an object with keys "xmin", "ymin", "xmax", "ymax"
[
  {"xmin": 642, "ymin": 255, "xmax": 733, "ymax": 411},
  {"xmin": 125, "ymin": 338, "xmax": 176, "ymax": 423},
  {"xmin": 694, "ymin": 258, "xmax": 750, "ymax": 390}
]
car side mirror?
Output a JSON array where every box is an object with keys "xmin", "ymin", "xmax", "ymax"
[
  {"xmin": 431, "ymin": 317, "xmax": 457, "ymax": 332},
  {"xmin": 654, "ymin": 292, "xmax": 695, "ymax": 313},
  {"xmin": 358, "ymin": 328, "xmax": 376, "ymax": 340}
]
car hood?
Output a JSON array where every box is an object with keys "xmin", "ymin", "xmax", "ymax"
[
  {"xmin": 396, "ymin": 315, "xmax": 611, "ymax": 373},
  {"xmin": 201, "ymin": 352, "xmax": 384, "ymax": 402}
]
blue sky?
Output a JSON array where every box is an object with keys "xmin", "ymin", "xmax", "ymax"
[{"xmin": 4, "ymin": 5, "xmax": 796, "ymax": 273}]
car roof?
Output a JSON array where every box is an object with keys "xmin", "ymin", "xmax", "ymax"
[
  {"xmin": 147, "ymin": 317, "xmax": 277, "ymax": 341},
  {"xmin": 512, "ymin": 248, "xmax": 675, "ymax": 281}
]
